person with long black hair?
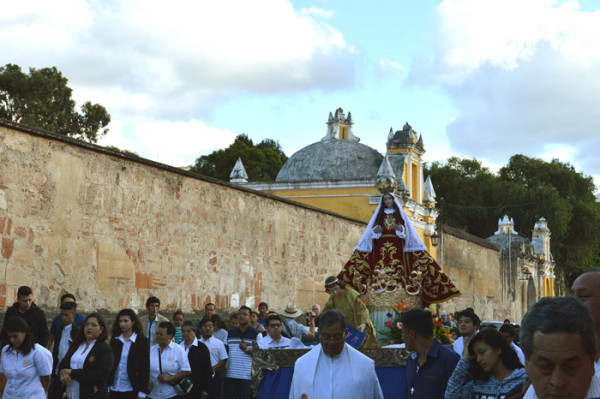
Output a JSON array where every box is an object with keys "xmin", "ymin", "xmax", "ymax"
[
  {"xmin": 108, "ymin": 308, "xmax": 150, "ymax": 399},
  {"xmin": 445, "ymin": 329, "xmax": 527, "ymax": 399},
  {"xmin": 59, "ymin": 312, "xmax": 114, "ymax": 399},
  {"xmin": 0, "ymin": 316, "xmax": 53, "ymax": 398}
]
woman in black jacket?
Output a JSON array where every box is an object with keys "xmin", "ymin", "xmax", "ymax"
[
  {"xmin": 59, "ymin": 312, "xmax": 114, "ymax": 399},
  {"xmin": 108, "ymin": 308, "xmax": 150, "ymax": 399},
  {"xmin": 180, "ymin": 321, "xmax": 211, "ymax": 399}
]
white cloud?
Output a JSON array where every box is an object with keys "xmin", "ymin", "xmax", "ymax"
[
  {"xmin": 414, "ymin": 0, "xmax": 600, "ymax": 180},
  {"xmin": 0, "ymin": 0, "xmax": 356, "ymax": 120},
  {"xmin": 99, "ymin": 119, "xmax": 236, "ymax": 167},
  {"xmin": 434, "ymin": 0, "xmax": 585, "ymax": 82},
  {"xmin": 377, "ymin": 58, "xmax": 404, "ymax": 77},
  {"xmin": 301, "ymin": 6, "xmax": 334, "ymax": 18}
]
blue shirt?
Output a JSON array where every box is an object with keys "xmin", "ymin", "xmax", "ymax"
[
  {"xmin": 49, "ymin": 312, "xmax": 85, "ymax": 335},
  {"xmin": 406, "ymin": 339, "xmax": 460, "ymax": 399}
]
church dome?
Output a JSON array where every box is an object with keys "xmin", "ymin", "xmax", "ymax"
[{"xmin": 276, "ymin": 138, "xmax": 383, "ymax": 182}]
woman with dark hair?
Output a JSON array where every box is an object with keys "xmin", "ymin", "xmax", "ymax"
[
  {"xmin": 108, "ymin": 309, "xmax": 150, "ymax": 399},
  {"xmin": 444, "ymin": 329, "xmax": 527, "ymax": 399},
  {"xmin": 0, "ymin": 317, "xmax": 53, "ymax": 398},
  {"xmin": 179, "ymin": 321, "xmax": 211, "ymax": 399},
  {"xmin": 59, "ymin": 312, "xmax": 114, "ymax": 399},
  {"xmin": 210, "ymin": 315, "xmax": 227, "ymax": 342},
  {"xmin": 149, "ymin": 321, "xmax": 191, "ymax": 398},
  {"xmin": 323, "ymin": 276, "xmax": 378, "ymax": 348},
  {"xmin": 250, "ymin": 311, "xmax": 266, "ymax": 333}
]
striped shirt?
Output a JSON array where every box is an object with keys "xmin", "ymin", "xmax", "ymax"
[
  {"xmin": 225, "ymin": 326, "xmax": 259, "ymax": 380},
  {"xmin": 524, "ymin": 375, "xmax": 600, "ymax": 398}
]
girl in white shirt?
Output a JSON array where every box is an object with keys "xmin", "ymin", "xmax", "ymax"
[{"xmin": 0, "ymin": 316, "xmax": 53, "ymax": 399}]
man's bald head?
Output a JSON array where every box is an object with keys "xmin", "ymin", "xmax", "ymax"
[{"xmin": 571, "ymin": 270, "xmax": 600, "ymax": 335}]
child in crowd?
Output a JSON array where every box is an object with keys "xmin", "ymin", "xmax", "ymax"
[
  {"xmin": 211, "ymin": 314, "xmax": 228, "ymax": 342},
  {"xmin": 173, "ymin": 310, "xmax": 184, "ymax": 344}
]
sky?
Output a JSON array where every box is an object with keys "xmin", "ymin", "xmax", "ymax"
[{"xmin": 2, "ymin": 0, "xmax": 600, "ymax": 189}]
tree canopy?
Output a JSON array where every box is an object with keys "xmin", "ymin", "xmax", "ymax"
[
  {"xmin": 0, "ymin": 64, "xmax": 110, "ymax": 143},
  {"xmin": 425, "ymin": 155, "xmax": 600, "ymax": 279},
  {"xmin": 191, "ymin": 134, "xmax": 288, "ymax": 182}
]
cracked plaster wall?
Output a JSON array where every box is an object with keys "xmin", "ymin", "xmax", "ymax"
[{"xmin": 0, "ymin": 124, "xmax": 364, "ymax": 313}]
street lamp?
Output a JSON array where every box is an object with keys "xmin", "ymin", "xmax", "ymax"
[{"xmin": 431, "ymin": 231, "xmax": 440, "ymax": 247}]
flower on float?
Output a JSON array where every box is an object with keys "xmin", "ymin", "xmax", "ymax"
[
  {"xmin": 386, "ymin": 312, "xmax": 393, "ymax": 318},
  {"xmin": 386, "ymin": 320, "xmax": 393, "ymax": 327},
  {"xmin": 396, "ymin": 322, "xmax": 403, "ymax": 330}
]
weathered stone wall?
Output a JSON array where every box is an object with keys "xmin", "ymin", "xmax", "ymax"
[
  {"xmin": 437, "ymin": 225, "xmax": 538, "ymax": 323},
  {"xmin": 0, "ymin": 120, "xmax": 534, "ymax": 324},
  {"xmin": 0, "ymin": 121, "xmax": 363, "ymax": 314}
]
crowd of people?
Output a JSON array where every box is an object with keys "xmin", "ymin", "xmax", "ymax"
[
  {"xmin": 1, "ymin": 269, "xmax": 600, "ymax": 399},
  {"xmin": 0, "ymin": 287, "xmax": 325, "ymax": 399}
]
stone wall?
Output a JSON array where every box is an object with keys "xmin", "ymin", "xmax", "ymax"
[
  {"xmin": 0, "ymin": 120, "xmax": 534, "ymax": 323},
  {"xmin": 0, "ymin": 121, "xmax": 364, "ymax": 314},
  {"xmin": 437, "ymin": 225, "xmax": 539, "ymax": 324}
]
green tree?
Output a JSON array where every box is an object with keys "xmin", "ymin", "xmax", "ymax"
[
  {"xmin": 0, "ymin": 63, "xmax": 110, "ymax": 143},
  {"xmin": 191, "ymin": 134, "xmax": 288, "ymax": 182},
  {"xmin": 425, "ymin": 157, "xmax": 498, "ymax": 237},
  {"xmin": 499, "ymin": 155, "xmax": 600, "ymax": 277},
  {"xmin": 425, "ymin": 154, "xmax": 600, "ymax": 278}
]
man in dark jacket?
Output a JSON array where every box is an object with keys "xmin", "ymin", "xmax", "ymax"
[
  {"xmin": 3, "ymin": 285, "xmax": 49, "ymax": 346},
  {"xmin": 49, "ymin": 301, "xmax": 80, "ymax": 399}
]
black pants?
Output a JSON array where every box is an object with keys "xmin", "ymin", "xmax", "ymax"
[
  {"xmin": 207, "ymin": 370, "xmax": 223, "ymax": 399},
  {"xmin": 224, "ymin": 377, "xmax": 251, "ymax": 399},
  {"xmin": 47, "ymin": 375, "xmax": 65, "ymax": 399},
  {"xmin": 109, "ymin": 391, "xmax": 139, "ymax": 399}
]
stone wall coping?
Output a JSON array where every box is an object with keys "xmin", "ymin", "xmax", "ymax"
[
  {"xmin": 442, "ymin": 224, "xmax": 501, "ymax": 251},
  {"xmin": 0, "ymin": 118, "xmax": 367, "ymax": 226}
]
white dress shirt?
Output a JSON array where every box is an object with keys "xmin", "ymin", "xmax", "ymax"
[
  {"xmin": 199, "ymin": 336, "xmax": 228, "ymax": 368},
  {"xmin": 56, "ymin": 324, "xmax": 73, "ymax": 373},
  {"xmin": 452, "ymin": 331, "xmax": 480, "ymax": 356},
  {"xmin": 511, "ymin": 341, "xmax": 526, "ymax": 366},
  {"xmin": 257, "ymin": 335, "xmax": 292, "ymax": 349},
  {"xmin": 0, "ymin": 343, "xmax": 53, "ymax": 399},
  {"xmin": 67, "ymin": 340, "xmax": 96, "ymax": 399},
  {"xmin": 179, "ymin": 336, "xmax": 198, "ymax": 354},
  {"xmin": 110, "ymin": 332, "xmax": 146, "ymax": 397},
  {"xmin": 149, "ymin": 341, "xmax": 191, "ymax": 399}
]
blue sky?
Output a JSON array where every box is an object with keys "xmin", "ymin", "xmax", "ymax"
[{"xmin": 2, "ymin": 0, "xmax": 599, "ymax": 188}]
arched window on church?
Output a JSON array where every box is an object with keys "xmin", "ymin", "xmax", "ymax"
[{"xmin": 411, "ymin": 162, "xmax": 419, "ymax": 201}]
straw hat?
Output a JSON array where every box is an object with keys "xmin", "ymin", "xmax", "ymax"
[{"xmin": 280, "ymin": 303, "xmax": 303, "ymax": 318}]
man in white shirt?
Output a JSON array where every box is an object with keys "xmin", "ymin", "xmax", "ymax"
[
  {"xmin": 521, "ymin": 297, "xmax": 600, "ymax": 399},
  {"xmin": 499, "ymin": 324, "xmax": 526, "ymax": 366},
  {"xmin": 452, "ymin": 308, "xmax": 480, "ymax": 357},
  {"xmin": 258, "ymin": 314, "xmax": 291, "ymax": 349},
  {"xmin": 572, "ymin": 270, "xmax": 600, "ymax": 376},
  {"xmin": 289, "ymin": 310, "xmax": 383, "ymax": 399},
  {"xmin": 199, "ymin": 318, "xmax": 228, "ymax": 399}
]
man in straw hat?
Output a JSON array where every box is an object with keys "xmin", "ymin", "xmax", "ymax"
[
  {"xmin": 281, "ymin": 303, "xmax": 315, "ymax": 341},
  {"xmin": 289, "ymin": 309, "xmax": 383, "ymax": 399}
]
